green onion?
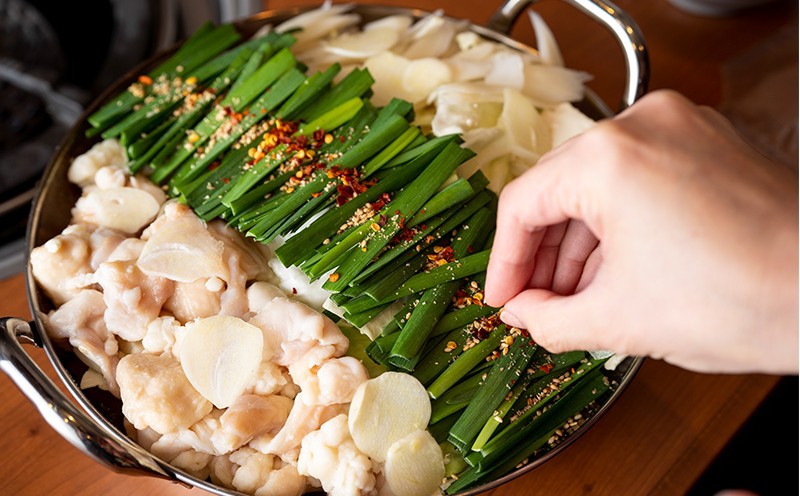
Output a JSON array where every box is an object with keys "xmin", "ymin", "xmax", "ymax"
[
  {"xmin": 87, "ymin": 22, "xmax": 235, "ymax": 130},
  {"xmin": 427, "ymin": 325, "xmax": 506, "ymax": 400},
  {"xmin": 431, "ymin": 305, "xmax": 498, "ymax": 339},
  {"xmin": 298, "ymin": 68, "xmax": 374, "ymax": 122},
  {"xmin": 362, "ymin": 126, "xmax": 421, "ymax": 176},
  {"xmin": 413, "ymin": 326, "xmax": 472, "ymax": 388},
  {"xmin": 295, "ymin": 96, "xmax": 365, "ymax": 137},
  {"xmin": 447, "ymin": 338, "xmax": 537, "ymax": 453},
  {"xmin": 166, "ymin": 67, "xmax": 306, "ymax": 188},
  {"xmin": 323, "ymin": 142, "xmax": 476, "ymax": 292},
  {"xmin": 275, "ymin": 63, "xmax": 341, "ymax": 120},
  {"xmin": 473, "ymin": 358, "xmax": 608, "ymax": 469}
]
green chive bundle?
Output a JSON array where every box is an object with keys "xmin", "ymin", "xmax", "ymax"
[{"xmin": 82, "ymin": 21, "xmax": 620, "ymax": 493}]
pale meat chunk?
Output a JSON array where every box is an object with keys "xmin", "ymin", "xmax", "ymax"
[
  {"xmin": 30, "ymin": 224, "xmax": 94, "ymax": 306},
  {"xmin": 297, "ymin": 414, "xmax": 377, "ymax": 496},
  {"xmin": 288, "ymin": 353, "xmax": 368, "ymax": 406},
  {"xmin": 106, "ymin": 238, "xmax": 145, "ymax": 263},
  {"xmin": 209, "ymin": 220, "xmax": 274, "ymax": 320},
  {"xmin": 208, "ymin": 219, "xmax": 273, "ymax": 282},
  {"xmin": 150, "ymin": 410, "xmax": 221, "ymax": 459},
  {"xmin": 141, "ymin": 316, "xmax": 182, "ymax": 355},
  {"xmin": 67, "ymin": 139, "xmax": 126, "ymax": 188},
  {"xmin": 229, "ymin": 448, "xmax": 307, "ymax": 496},
  {"xmin": 88, "ymin": 227, "xmax": 127, "ymax": 270},
  {"xmin": 93, "ymin": 165, "xmax": 127, "ymax": 188},
  {"xmin": 163, "ymin": 278, "xmax": 223, "ymax": 324},
  {"xmin": 219, "ymin": 244, "xmax": 254, "ymax": 320},
  {"xmin": 248, "ymin": 296, "xmax": 348, "ymax": 368},
  {"xmin": 44, "ymin": 289, "xmax": 120, "ymax": 396},
  {"xmin": 210, "ymin": 394, "xmax": 294, "ymax": 454},
  {"xmin": 129, "ymin": 173, "xmax": 168, "ymax": 205},
  {"xmin": 150, "ymin": 419, "xmax": 215, "ymax": 480},
  {"xmin": 117, "ymin": 352, "xmax": 212, "ymax": 434},
  {"xmin": 94, "ymin": 260, "xmax": 173, "ymax": 341},
  {"xmin": 245, "ymin": 361, "xmax": 293, "ymax": 397},
  {"xmin": 246, "ymin": 281, "xmax": 286, "ymax": 316},
  {"xmin": 262, "ymin": 392, "xmax": 346, "ymax": 455},
  {"xmin": 137, "ymin": 201, "xmax": 227, "ymax": 283}
]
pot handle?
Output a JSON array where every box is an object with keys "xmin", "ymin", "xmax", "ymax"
[
  {"xmin": 487, "ymin": 0, "xmax": 649, "ymax": 111},
  {"xmin": 0, "ymin": 317, "xmax": 176, "ymax": 480}
]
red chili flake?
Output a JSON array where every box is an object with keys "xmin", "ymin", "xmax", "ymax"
[
  {"xmin": 222, "ymin": 177, "xmax": 230, "ymax": 184},
  {"xmin": 339, "ymin": 136, "xmax": 346, "ymax": 143},
  {"xmin": 371, "ymin": 193, "xmax": 391, "ymax": 211},
  {"xmin": 420, "ymin": 223, "xmax": 428, "ymax": 231},
  {"xmin": 398, "ymin": 217, "xmax": 405, "ymax": 228},
  {"xmin": 441, "ymin": 246, "xmax": 455, "ymax": 261},
  {"xmin": 397, "ymin": 227, "xmax": 416, "ymax": 242},
  {"xmin": 378, "ymin": 214, "xmax": 387, "ymax": 226},
  {"xmin": 313, "ymin": 129, "xmax": 325, "ymax": 141},
  {"xmin": 539, "ymin": 363, "xmax": 555, "ymax": 374},
  {"xmin": 337, "ymin": 184, "xmax": 354, "ymax": 197},
  {"xmin": 208, "ymin": 161, "xmax": 221, "ymax": 171},
  {"xmin": 467, "ymin": 245, "xmax": 475, "ymax": 254}
]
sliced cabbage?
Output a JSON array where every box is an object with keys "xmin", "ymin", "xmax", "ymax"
[
  {"xmin": 545, "ymin": 101, "xmax": 598, "ymax": 148},
  {"xmin": 402, "ymin": 57, "xmax": 453, "ymax": 103},
  {"xmin": 529, "ymin": 10, "xmax": 565, "ymax": 67}
]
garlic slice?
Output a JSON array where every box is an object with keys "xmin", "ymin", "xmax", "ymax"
[
  {"xmin": 180, "ymin": 315, "xmax": 264, "ymax": 409},
  {"xmin": 384, "ymin": 429, "xmax": 444, "ymax": 496},
  {"xmin": 75, "ymin": 187, "xmax": 160, "ymax": 234},
  {"xmin": 348, "ymin": 371, "xmax": 431, "ymax": 462}
]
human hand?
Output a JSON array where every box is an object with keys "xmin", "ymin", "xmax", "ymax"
[{"xmin": 484, "ymin": 90, "xmax": 798, "ymax": 374}]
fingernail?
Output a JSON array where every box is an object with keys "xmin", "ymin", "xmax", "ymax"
[{"xmin": 500, "ymin": 308, "xmax": 524, "ymax": 329}]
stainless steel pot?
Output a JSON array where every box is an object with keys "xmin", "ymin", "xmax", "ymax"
[{"xmin": 0, "ymin": 1, "xmax": 649, "ymax": 494}]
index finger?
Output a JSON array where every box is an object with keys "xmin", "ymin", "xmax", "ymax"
[{"xmin": 484, "ymin": 144, "xmax": 593, "ymax": 307}]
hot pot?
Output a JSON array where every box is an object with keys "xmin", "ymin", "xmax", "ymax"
[{"xmin": 0, "ymin": 0, "xmax": 649, "ymax": 494}]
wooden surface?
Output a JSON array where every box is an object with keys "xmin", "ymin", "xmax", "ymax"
[{"xmin": 0, "ymin": 0, "xmax": 795, "ymax": 495}]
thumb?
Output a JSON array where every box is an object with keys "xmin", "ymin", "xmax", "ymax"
[{"xmin": 499, "ymin": 288, "xmax": 612, "ymax": 354}]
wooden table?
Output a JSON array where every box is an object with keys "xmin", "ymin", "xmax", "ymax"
[{"xmin": 0, "ymin": 0, "xmax": 795, "ymax": 494}]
